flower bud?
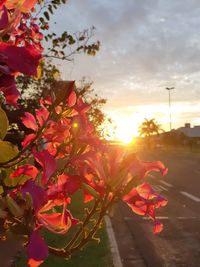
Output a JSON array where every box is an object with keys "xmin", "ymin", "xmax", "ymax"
[{"xmin": 6, "ymin": 195, "xmax": 24, "ymax": 217}]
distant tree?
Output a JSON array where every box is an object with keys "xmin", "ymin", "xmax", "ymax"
[
  {"xmin": 139, "ymin": 118, "xmax": 163, "ymax": 137},
  {"xmin": 139, "ymin": 118, "xmax": 163, "ymax": 148}
]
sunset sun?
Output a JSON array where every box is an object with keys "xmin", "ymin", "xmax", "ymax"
[
  {"xmin": 104, "ymin": 115, "xmax": 140, "ymax": 144},
  {"xmin": 115, "ymin": 124, "xmax": 135, "ymax": 144}
]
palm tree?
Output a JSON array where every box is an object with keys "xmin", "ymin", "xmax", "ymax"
[
  {"xmin": 139, "ymin": 119, "xmax": 162, "ymax": 137},
  {"xmin": 139, "ymin": 119, "xmax": 163, "ymax": 148}
]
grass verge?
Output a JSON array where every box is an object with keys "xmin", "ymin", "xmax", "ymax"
[{"xmin": 16, "ymin": 191, "xmax": 113, "ymax": 267}]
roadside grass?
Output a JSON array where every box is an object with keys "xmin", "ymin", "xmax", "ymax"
[{"xmin": 17, "ymin": 191, "xmax": 113, "ymax": 267}]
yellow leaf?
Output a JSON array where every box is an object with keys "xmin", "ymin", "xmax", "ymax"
[
  {"xmin": 0, "ymin": 186, "xmax": 3, "ymax": 195},
  {"xmin": 34, "ymin": 65, "xmax": 42, "ymax": 80},
  {"xmin": 0, "ymin": 141, "xmax": 19, "ymax": 163},
  {"xmin": 0, "ymin": 108, "xmax": 8, "ymax": 140}
]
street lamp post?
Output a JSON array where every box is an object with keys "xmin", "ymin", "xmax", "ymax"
[{"xmin": 165, "ymin": 87, "xmax": 175, "ymax": 131}]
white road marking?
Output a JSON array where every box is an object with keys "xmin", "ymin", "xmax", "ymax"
[
  {"xmin": 180, "ymin": 191, "xmax": 200, "ymax": 202},
  {"xmin": 153, "ymin": 185, "xmax": 162, "ymax": 191},
  {"xmin": 125, "ymin": 216, "xmax": 200, "ymax": 221},
  {"xmin": 158, "ymin": 185, "xmax": 168, "ymax": 191},
  {"xmin": 143, "ymin": 216, "xmax": 200, "ymax": 220},
  {"xmin": 105, "ymin": 215, "xmax": 123, "ymax": 267},
  {"xmin": 153, "ymin": 185, "xmax": 168, "ymax": 192},
  {"xmin": 160, "ymin": 180, "xmax": 173, "ymax": 188},
  {"xmin": 142, "ymin": 216, "xmax": 169, "ymax": 220}
]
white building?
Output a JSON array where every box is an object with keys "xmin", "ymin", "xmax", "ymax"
[{"xmin": 177, "ymin": 123, "xmax": 200, "ymax": 139}]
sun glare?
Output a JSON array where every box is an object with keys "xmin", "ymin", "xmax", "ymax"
[
  {"xmin": 103, "ymin": 111, "xmax": 154, "ymax": 143},
  {"xmin": 107, "ymin": 116, "xmax": 140, "ymax": 144},
  {"xmin": 116, "ymin": 126, "xmax": 134, "ymax": 144}
]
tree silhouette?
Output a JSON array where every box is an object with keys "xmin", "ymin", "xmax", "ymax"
[
  {"xmin": 139, "ymin": 119, "xmax": 163, "ymax": 148},
  {"xmin": 139, "ymin": 118, "xmax": 162, "ymax": 137}
]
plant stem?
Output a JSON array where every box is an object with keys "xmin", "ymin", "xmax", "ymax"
[
  {"xmin": 48, "ymin": 193, "xmax": 117, "ymax": 258},
  {"xmin": 48, "ymin": 198, "xmax": 100, "ymax": 257}
]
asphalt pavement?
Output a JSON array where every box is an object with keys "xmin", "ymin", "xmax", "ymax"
[{"xmin": 110, "ymin": 148, "xmax": 200, "ymax": 267}]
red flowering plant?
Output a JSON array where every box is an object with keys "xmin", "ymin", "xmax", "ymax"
[{"xmin": 0, "ymin": 1, "xmax": 168, "ymax": 266}]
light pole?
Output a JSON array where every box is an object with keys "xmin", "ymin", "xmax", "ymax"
[{"xmin": 165, "ymin": 87, "xmax": 175, "ymax": 131}]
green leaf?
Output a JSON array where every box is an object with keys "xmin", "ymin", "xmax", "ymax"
[
  {"xmin": 0, "ymin": 108, "xmax": 8, "ymax": 140},
  {"xmin": 0, "ymin": 141, "xmax": 19, "ymax": 163},
  {"xmin": 4, "ymin": 173, "xmax": 30, "ymax": 187},
  {"xmin": 2, "ymin": 162, "xmax": 31, "ymax": 187},
  {"xmin": 39, "ymin": 17, "xmax": 44, "ymax": 23},
  {"xmin": 48, "ymin": 5, "xmax": 53, "ymax": 14},
  {"xmin": 44, "ymin": 11, "xmax": 50, "ymax": 20}
]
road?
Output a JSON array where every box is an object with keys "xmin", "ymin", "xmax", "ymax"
[{"xmin": 111, "ymin": 148, "xmax": 200, "ymax": 267}]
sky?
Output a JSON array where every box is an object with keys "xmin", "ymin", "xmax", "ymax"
[{"xmin": 50, "ymin": 0, "xmax": 200, "ymax": 138}]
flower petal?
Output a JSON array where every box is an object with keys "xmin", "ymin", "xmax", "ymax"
[
  {"xmin": 0, "ymin": 5, "xmax": 8, "ymax": 30},
  {"xmin": 36, "ymin": 107, "xmax": 49, "ymax": 127},
  {"xmin": 67, "ymin": 88, "xmax": 76, "ymax": 107},
  {"xmin": 27, "ymin": 230, "xmax": 48, "ymax": 264},
  {"xmin": 6, "ymin": 0, "xmax": 38, "ymax": 13},
  {"xmin": 153, "ymin": 220, "xmax": 163, "ymax": 234},
  {"xmin": 47, "ymin": 174, "xmax": 82, "ymax": 199},
  {"xmin": 28, "ymin": 259, "xmax": 43, "ymax": 267},
  {"xmin": 37, "ymin": 209, "xmax": 78, "ymax": 234},
  {"xmin": 21, "ymin": 180, "xmax": 48, "ymax": 211},
  {"xmin": 0, "ymin": 74, "xmax": 19, "ymax": 106},
  {"xmin": 33, "ymin": 149, "xmax": 57, "ymax": 184},
  {"xmin": 21, "ymin": 112, "xmax": 38, "ymax": 131},
  {"xmin": 21, "ymin": 133, "xmax": 35, "ymax": 147},
  {"xmin": 11, "ymin": 164, "xmax": 38, "ymax": 180},
  {"xmin": 126, "ymin": 154, "xmax": 168, "ymax": 179},
  {"xmin": 123, "ymin": 183, "xmax": 167, "ymax": 233},
  {"xmin": 0, "ymin": 42, "xmax": 41, "ymax": 76},
  {"xmin": 0, "ymin": 1, "xmax": 6, "ymax": 9}
]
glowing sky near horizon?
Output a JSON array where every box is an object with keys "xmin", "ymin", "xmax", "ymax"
[{"xmin": 50, "ymin": 0, "xmax": 200, "ymax": 136}]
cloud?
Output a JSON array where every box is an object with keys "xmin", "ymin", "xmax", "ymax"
[{"xmin": 49, "ymin": 0, "xmax": 200, "ymax": 128}]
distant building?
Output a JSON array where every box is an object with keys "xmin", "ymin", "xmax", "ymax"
[{"xmin": 177, "ymin": 123, "xmax": 200, "ymax": 138}]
